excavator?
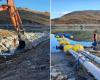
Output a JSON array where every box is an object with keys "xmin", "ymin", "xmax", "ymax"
[{"xmin": 0, "ymin": 0, "xmax": 29, "ymax": 55}]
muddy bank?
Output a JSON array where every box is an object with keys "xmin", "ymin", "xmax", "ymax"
[
  {"xmin": 0, "ymin": 41, "xmax": 50, "ymax": 80},
  {"xmin": 51, "ymin": 51, "xmax": 96, "ymax": 80}
]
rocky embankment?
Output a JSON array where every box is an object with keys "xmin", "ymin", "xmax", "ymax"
[{"xmin": 0, "ymin": 29, "xmax": 49, "ymax": 54}]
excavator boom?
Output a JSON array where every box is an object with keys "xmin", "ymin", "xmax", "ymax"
[
  {"xmin": 0, "ymin": 0, "xmax": 24, "ymax": 33},
  {"xmin": 0, "ymin": 0, "xmax": 27, "ymax": 51}
]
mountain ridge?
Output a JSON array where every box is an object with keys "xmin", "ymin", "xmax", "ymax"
[
  {"xmin": 52, "ymin": 10, "xmax": 100, "ymax": 24},
  {"xmin": 0, "ymin": 8, "xmax": 50, "ymax": 25}
]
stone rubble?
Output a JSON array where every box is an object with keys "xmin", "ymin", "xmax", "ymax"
[
  {"xmin": 0, "ymin": 35, "xmax": 19, "ymax": 53},
  {"xmin": 51, "ymin": 67, "xmax": 69, "ymax": 80},
  {"xmin": 0, "ymin": 29, "xmax": 49, "ymax": 54}
]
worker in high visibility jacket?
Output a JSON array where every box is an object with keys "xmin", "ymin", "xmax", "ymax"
[{"xmin": 92, "ymin": 30, "xmax": 98, "ymax": 50}]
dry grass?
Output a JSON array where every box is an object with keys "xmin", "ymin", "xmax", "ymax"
[
  {"xmin": 0, "ymin": 29, "xmax": 16, "ymax": 37},
  {"xmin": 52, "ymin": 10, "xmax": 100, "ymax": 24}
]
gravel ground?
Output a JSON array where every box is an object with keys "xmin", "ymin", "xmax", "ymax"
[{"xmin": 0, "ymin": 41, "xmax": 50, "ymax": 80}]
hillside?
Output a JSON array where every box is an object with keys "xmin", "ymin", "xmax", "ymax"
[
  {"xmin": 52, "ymin": 10, "xmax": 100, "ymax": 24},
  {"xmin": 0, "ymin": 8, "xmax": 50, "ymax": 25}
]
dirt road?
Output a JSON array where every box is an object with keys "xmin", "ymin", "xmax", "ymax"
[{"xmin": 0, "ymin": 41, "xmax": 50, "ymax": 80}]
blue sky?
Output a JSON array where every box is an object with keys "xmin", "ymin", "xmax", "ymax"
[
  {"xmin": 51, "ymin": 0, "xmax": 100, "ymax": 19},
  {"xmin": 1, "ymin": 0, "xmax": 100, "ymax": 19},
  {"xmin": 0, "ymin": 0, "xmax": 50, "ymax": 12}
]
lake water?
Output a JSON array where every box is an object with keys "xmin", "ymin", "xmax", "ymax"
[
  {"xmin": 51, "ymin": 34, "xmax": 92, "ymax": 52},
  {"xmin": 51, "ymin": 34, "xmax": 60, "ymax": 53}
]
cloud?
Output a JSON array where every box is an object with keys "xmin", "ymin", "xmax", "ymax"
[
  {"xmin": 60, "ymin": 11, "xmax": 70, "ymax": 15},
  {"xmin": 51, "ymin": 11, "xmax": 71, "ymax": 19}
]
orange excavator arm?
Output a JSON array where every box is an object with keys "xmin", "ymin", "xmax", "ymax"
[
  {"xmin": 0, "ymin": 0, "xmax": 24, "ymax": 33},
  {"xmin": 0, "ymin": 5, "xmax": 8, "ymax": 11},
  {"xmin": 0, "ymin": 0, "xmax": 29, "ymax": 51}
]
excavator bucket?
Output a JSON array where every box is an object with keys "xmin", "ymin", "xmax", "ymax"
[
  {"xmin": 17, "ymin": 40, "xmax": 25, "ymax": 50},
  {"xmin": 15, "ymin": 33, "xmax": 33, "ymax": 53}
]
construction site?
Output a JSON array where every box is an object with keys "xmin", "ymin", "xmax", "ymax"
[
  {"xmin": 51, "ymin": 18, "xmax": 100, "ymax": 80},
  {"xmin": 1, "ymin": 0, "xmax": 100, "ymax": 80},
  {"xmin": 51, "ymin": 32, "xmax": 100, "ymax": 80},
  {"xmin": 51, "ymin": 0, "xmax": 100, "ymax": 79},
  {"xmin": 0, "ymin": 0, "xmax": 50, "ymax": 80}
]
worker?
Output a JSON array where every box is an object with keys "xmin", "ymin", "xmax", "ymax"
[
  {"xmin": 92, "ymin": 30, "xmax": 98, "ymax": 50},
  {"xmin": 56, "ymin": 36, "xmax": 65, "ymax": 50},
  {"xmin": 56, "ymin": 45, "xmax": 64, "ymax": 50}
]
